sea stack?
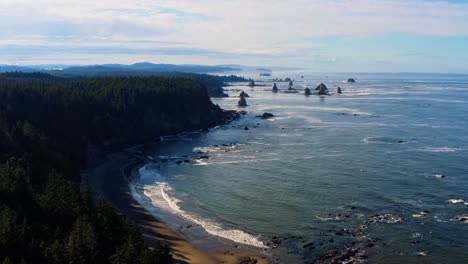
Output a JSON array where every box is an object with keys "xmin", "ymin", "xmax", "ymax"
[
  {"xmin": 238, "ymin": 96, "xmax": 248, "ymax": 107},
  {"xmin": 304, "ymin": 87, "xmax": 312, "ymax": 96},
  {"xmin": 248, "ymin": 80, "xmax": 256, "ymax": 87},
  {"xmin": 316, "ymin": 83, "xmax": 329, "ymax": 95},
  {"xmin": 272, "ymin": 83, "xmax": 279, "ymax": 93},
  {"xmin": 347, "ymin": 78, "xmax": 356, "ymax": 83},
  {"xmin": 337, "ymin": 87, "xmax": 342, "ymax": 94},
  {"xmin": 239, "ymin": 91, "xmax": 250, "ymax": 98}
]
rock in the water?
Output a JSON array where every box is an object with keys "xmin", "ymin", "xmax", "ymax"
[
  {"xmin": 239, "ymin": 91, "xmax": 250, "ymax": 98},
  {"xmin": 238, "ymin": 97, "xmax": 248, "ymax": 107},
  {"xmin": 244, "ymin": 126, "xmax": 249, "ymax": 130},
  {"xmin": 238, "ymin": 256, "xmax": 258, "ymax": 264},
  {"xmin": 316, "ymin": 83, "xmax": 329, "ymax": 95},
  {"xmin": 289, "ymin": 80, "xmax": 294, "ymax": 86},
  {"xmin": 348, "ymin": 78, "xmax": 356, "ymax": 83},
  {"xmin": 248, "ymin": 80, "xmax": 256, "ymax": 87},
  {"xmin": 258, "ymin": 112, "xmax": 275, "ymax": 119},
  {"xmin": 337, "ymin": 86, "xmax": 342, "ymax": 94},
  {"xmin": 272, "ymin": 83, "xmax": 279, "ymax": 93},
  {"xmin": 456, "ymin": 215, "xmax": 468, "ymax": 223},
  {"xmin": 304, "ymin": 87, "xmax": 312, "ymax": 96}
]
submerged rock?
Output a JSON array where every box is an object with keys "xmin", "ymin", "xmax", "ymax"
[
  {"xmin": 257, "ymin": 112, "xmax": 275, "ymax": 119},
  {"xmin": 348, "ymin": 78, "xmax": 356, "ymax": 83},
  {"xmin": 238, "ymin": 91, "xmax": 250, "ymax": 98},
  {"xmin": 412, "ymin": 210, "xmax": 430, "ymax": 218},
  {"xmin": 368, "ymin": 214, "xmax": 404, "ymax": 224},
  {"xmin": 304, "ymin": 87, "xmax": 312, "ymax": 96},
  {"xmin": 456, "ymin": 215, "xmax": 468, "ymax": 223},
  {"xmin": 238, "ymin": 97, "xmax": 248, "ymax": 107}
]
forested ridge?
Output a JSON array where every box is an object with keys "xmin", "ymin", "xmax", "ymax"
[{"xmin": 0, "ymin": 74, "xmax": 234, "ymax": 263}]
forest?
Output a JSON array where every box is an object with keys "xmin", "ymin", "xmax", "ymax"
[{"xmin": 0, "ymin": 73, "xmax": 234, "ymax": 263}]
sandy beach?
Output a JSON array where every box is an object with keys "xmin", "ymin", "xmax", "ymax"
[{"xmin": 87, "ymin": 151, "xmax": 268, "ymax": 264}]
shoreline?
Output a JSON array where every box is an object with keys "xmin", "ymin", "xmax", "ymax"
[{"xmin": 88, "ymin": 150, "xmax": 269, "ymax": 264}]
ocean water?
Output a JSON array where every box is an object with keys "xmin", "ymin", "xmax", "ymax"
[{"xmin": 130, "ymin": 72, "xmax": 468, "ymax": 263}]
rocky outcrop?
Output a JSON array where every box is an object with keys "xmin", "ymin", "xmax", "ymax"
[
  {"xmin": 257, "ymin": 112, "xmax": 275, "ymax": 119},
  {"xmin": 248, "ymin": 80, "xmax": 256, "ymax": 87},
  {"xmin": 316, "ymin": 83, "xmax": 329, "ymax": 95},
  {"xmin": 347, "ymin": 78, "xmax": 356, "ymax": 83},
  {"xmin": 304, "ymin": 87, "xmax": 312, "ymax": 96},
  {"xmin": 238, "ymin": 91, "xmax": 249, "ymax": 98},
  {"xmin": 337, "ymin": 86, "xmax": 342, "ymax": 94},
  {"xmin": 272, "ymin": 83, "xmax": 278, "ymax": 93},
  {"xmin": 238, "ymin": 96, "xmax": 247, "ymax": 107}
]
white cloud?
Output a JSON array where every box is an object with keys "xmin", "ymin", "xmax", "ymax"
[{"xmin": 0, "ymin": 0, "xmax": 467, "ymax": 71}]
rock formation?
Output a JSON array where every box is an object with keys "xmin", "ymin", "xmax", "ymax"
[
  {"xmin": 304, "ymin": 87, "xmax": 311, "ymax": 96},
  {"xmin": 258, "ymin": 112, "xmax": 275, "ymax": 119},
  {"xmin": 238, "ymin": 96, "xmax": 247, "ymax": 107},
  {"xmin": 248, "ymin": 80, "xmax": 256, "ymax": 87},
  {"xmin": 347, "ymin": 78, "xmax": 356, "ymax": 83},
  {"xmin": 337, "ymin": 86, "xmax": 342, "ymax": 94},
  {"xmin": 272, "ymin": 83, "xmax": 278, "ymax": 93},
  {"xmin": 316, "ymin": 83, "xmax": 329, "ymax": 95},
  {"xmin": 239, "ymin": 91, "xmax": 249, "ymax": 98}
]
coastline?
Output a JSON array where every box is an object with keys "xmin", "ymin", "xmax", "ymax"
[{"xmin": 88, "ymin": 150, "xmax": 269, "ymax": 264}]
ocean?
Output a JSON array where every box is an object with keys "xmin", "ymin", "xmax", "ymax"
[{"xmin": 129, "ymin": 72, "xmax": 468, "ymax": 263}]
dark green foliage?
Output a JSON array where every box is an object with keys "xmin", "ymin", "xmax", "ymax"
[{"xmin": 0, "ymin": 75, "xmax": 233, "ymax": 263}]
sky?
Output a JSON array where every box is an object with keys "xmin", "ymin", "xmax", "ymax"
[{"xmin": 1, "ymin": 0, "xmax": 468, "ymax": 73}]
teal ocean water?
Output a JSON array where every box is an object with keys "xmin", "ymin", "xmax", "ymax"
[{"xmin": 130, "ymin": 72, "xmax": 468, "ymax": 263}]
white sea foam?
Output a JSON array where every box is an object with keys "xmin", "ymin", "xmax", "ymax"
[
  {"xmin": 448, "ymin": 199, "xmax": 465, "ymax": 204},
  {"xmin": 193, "ymin": 144, "xmax": 242, "ymax": 154},
  {"xmin": 133, "ymin": 165, "xmax": 266, "ymax": 248},
  {"xmin": 418, "ymin": 147, "xmax": 464, "ymax": 153},
  {"xmin": 257, "ymin": 105, "xmax": 372, "ymax": 116}
]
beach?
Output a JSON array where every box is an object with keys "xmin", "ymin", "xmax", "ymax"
[{"xmin": 87, "ymin": 150, "xmax": 268, "ymax": 264}]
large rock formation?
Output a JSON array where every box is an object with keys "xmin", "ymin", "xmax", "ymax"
[
  {"xmin": 304, "ymin": 87, "xmax": 312, "ymax": 96},
  {"xmin": 272, "ymin": 83, "xmax": 279, "ymax": 93},
  {"xmin": 238, "ymin": 96, "xmax": 247, "ymax": 107},
  {"xmin": 239, "ymin": 91, "xmax": 250, "ymax": 98},
  {"xmin": 316, "ymin": 83, "xmax": 329, "ymax": 95},
  {"xmin": 347, "ymin": 78, "xmax": 356, "ymax": 83}
]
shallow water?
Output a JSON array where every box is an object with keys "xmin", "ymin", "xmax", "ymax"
[{"xmin": 130, "ymin": 72, "xmax": 468, "ymax": 263}]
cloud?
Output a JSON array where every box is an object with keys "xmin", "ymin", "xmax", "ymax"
[{"xmin": 0, "ymin": 0, "xmax": 468, "ymax": 71}]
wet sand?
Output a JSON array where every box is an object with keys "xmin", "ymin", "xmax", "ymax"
[{"xmin": 88, "ymin": 151, "xmax": 268, "ymax": 264}]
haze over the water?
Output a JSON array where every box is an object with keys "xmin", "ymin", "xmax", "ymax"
[{"xmin": 1, "ymin": 0, "xmax": 468, "ymax": 73}]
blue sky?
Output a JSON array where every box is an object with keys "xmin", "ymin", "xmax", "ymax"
[{"xmin": 1, "ymin": 0, "xmax": 467, "ymax": 73}]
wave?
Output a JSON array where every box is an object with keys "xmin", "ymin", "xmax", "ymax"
[
  {"xmin": 418, "ymin": 147, "xmax": 464, "ymax": 153},
  {"xmin": 257, "ymin": 105, "xmax": 372, "ymax": 116},
  {"xmin": 132, "ymin": 164, "xmax": 266, "ymax": 248},
  {"xmin": 361, "ymin": 136, "xmax": 407, "ymax": 144}
]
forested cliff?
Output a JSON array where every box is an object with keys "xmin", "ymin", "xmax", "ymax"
[{"xmin": 0, "ymin": 73, "xmax": 235, "ymax": 263}]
